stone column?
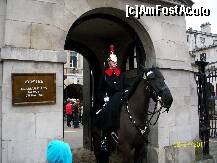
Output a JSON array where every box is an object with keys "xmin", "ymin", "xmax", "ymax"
[
  {"xmin": 83, "ymin": 58, "xmax": 92, "ymax": 149},
  {"xmin": 0, "ymin": 47, "xmax": 66, "ymax": 163}
]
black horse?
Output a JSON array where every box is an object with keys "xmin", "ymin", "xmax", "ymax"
[{"xmin": 92, "ymin": 67, "xmax": 173, "ymax": 163}]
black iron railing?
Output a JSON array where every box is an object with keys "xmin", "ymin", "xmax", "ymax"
[
  {"xmin": 195, "ymin": 53, "xmax": 210, "ymax": 156},
  {"xmin": 206, "ymin": 66, "xmax": 217, "ymax": 138}
]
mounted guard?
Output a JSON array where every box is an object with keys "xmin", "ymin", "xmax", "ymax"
[{"xmin": 96, "ymin": 44, "xmax": 129, "ymax": 151}]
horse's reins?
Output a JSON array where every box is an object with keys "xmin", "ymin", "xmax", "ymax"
[
  {"xmin": 124, "ymin": 98, "xmax": 163, "ymax": 136},
  {"xmin": 124, "ymin": 71, "xmax": 169, "ymax": 137}
]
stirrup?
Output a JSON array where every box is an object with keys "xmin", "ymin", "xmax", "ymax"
[{"xmin": 111, "ymin": 131, "xmax": 119, "ymax": 144}]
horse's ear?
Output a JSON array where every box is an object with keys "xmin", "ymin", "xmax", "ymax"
[
  {"xmin": 151, "ymin": 65, "xmax": 160, "ymax": 70},
  {"xmin": 152, "ymin": 65, "xmax": 160, "ymax": 69}
]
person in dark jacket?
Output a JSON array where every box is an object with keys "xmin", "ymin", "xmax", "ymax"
[
  {"xmin": 97, "ymin": 45, "xmax": 129, "ymax": 148},
  {"xmin": 73, "ymin": 101, "xmax": 80, "ymax": 128}
]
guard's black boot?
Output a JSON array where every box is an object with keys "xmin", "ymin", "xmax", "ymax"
[
  {"xmin": 99, "ymin": 136, "xmax": 109, "ymax": 163},
  {"xmin": 100, "ymin": 136, "xmax": 108, "ymax": 152}
]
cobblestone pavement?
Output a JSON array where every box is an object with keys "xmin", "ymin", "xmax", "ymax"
[
  {"xmin": 63, "ymin": 122, "xmax": 217, "ymax": 163},
  {"xmin": 63, "ymin": 121, "xmax": 122, "ymax": 163},
  {"xmin": 210, "ymin": 138, "xmax": 217, "ymax": 163},
  {"xmin": 63, "ymin": 121, "xmax": 83, "ymax": 149},
  {"xmin": 63, "ymin": 122, "xmax": 97, "ymax": 163},
  {"xmin": 196, "ymin": 138, "xmax": 217, "ymax": 163}
]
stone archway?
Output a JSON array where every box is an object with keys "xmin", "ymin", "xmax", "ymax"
[
  {"xmin": 65, "ymin": 7, "xmax": 155, "ymax": 149},
  {"xmin": 66, "ymin": 7, "xmax": 156, "ymax": 68}
]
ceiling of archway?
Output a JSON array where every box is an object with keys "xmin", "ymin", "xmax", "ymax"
[{"xmin": 68, "ymin": 18, "xmax": 133, "ymax": 40}]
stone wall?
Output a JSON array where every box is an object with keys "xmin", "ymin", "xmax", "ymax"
[
  {"xmin": 187, "ymin": 30, "xmax": 217, "ymax": 52},
  {"xmin": 193, "ymin": 46, "xmax": 217, "ymax": 63},
  {"xmin": 0, "ymin": 47, "xmax": 66, "ymax": 163},
  {"xmin": 0, "ymin": 0, "xmax": 6, "ymax": 47},
  {"xmin": 4, "ymin": 0, "xmax": 73, "ymax": 50}
]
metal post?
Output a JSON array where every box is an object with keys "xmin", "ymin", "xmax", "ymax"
[{"xmin": 195, "ymin": 53, "xmax": 210, "ymax": 156}]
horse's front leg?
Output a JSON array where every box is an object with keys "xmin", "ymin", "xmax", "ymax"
[
  {"xmin": 134, "ymin": 145, "xmax": 147, "ymax": 163},
  {"xmin": 119, "ymin": 143, "xmax": 133, "ymax": 163}
]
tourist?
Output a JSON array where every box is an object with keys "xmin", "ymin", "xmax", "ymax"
[{"xmin": 46, "ymin": 140, "xmax": 72, "ymax": 163}]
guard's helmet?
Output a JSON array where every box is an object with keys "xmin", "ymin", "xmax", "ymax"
[{"xmin": 107, "ymin": 44, "xmax": 117, "ymax": 62}]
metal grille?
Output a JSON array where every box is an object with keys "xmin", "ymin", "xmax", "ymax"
[
  {"xmin": 206, "ymin": 65, "xmax": 217, "ymax": 138},
  {"xmin": 195, "ymin": 53, "xmax": 210, "ymax": 155},
  {"xmin": 195, "ymin": 53, "xmax": 217, "ymax": 156}
]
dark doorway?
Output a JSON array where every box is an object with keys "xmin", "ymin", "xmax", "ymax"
[{"xmin": 64, "ymin": 84, "xmax": 83, "ymax": 100}]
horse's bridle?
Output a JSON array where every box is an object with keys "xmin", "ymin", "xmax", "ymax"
[{"xmin": 124, "ymin": 70, "xmax": 170, "ymax": 137}]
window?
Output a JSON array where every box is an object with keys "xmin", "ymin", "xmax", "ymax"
[
  {"xmin": 200, "ymin": 37, "xmax": 205, "ymax": 44},
  {"xmin": 213, "ymin": 40, "xmax": 217, "ymax": 45},
  {"xmin": 126, "ymin": 46, "xmax": 137, "ymax": 71},
  {"xmin": 133, "ymin": 48, "xmax": 137, "ymax": 69},
  {"xmin": 69, "ymin": 51, "xmax": 77, "ymax": 68},
  {"xmin": 187, "ymin": 35, "xmax": 189, "ymax": 42}
]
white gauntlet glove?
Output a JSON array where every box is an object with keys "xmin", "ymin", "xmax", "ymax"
[
  {"xmin": 104, "ymin": 93, "xmax": 109, "ymax": 102},
  {"xmin": 104, "ymin": 96, "xmax": 109, "ymax": 102}
]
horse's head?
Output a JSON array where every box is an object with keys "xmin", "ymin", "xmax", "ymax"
[{"xmin": 142, "ymin": 67, "xmax": 173, "ymax": 109}]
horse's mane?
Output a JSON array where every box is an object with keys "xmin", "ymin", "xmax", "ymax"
[
  {"xmin": 127, "ymin": 67, "xmax": 159, "ymax": 100},
  {"xmin": 127, "ymin": 69, "xmax": 145, "ymax": 99}
]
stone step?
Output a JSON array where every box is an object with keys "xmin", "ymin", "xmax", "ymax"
[
  {"xmin": 209, "ymin": 139, "xmax": 217, "ymax": 163},
  {"xmin": 196, "ymin": 159, "xmax": 215, "ymax": 163}
]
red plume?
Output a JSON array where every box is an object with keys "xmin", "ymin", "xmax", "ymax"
[{"xmin": 110, "ymin": 44, "xmax": 115, "ymax": 54}]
